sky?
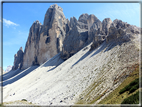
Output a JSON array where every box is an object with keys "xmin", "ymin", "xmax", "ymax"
[{"xmin": 1, "ymin": 2, "xmax": 141, "ymax": 71}]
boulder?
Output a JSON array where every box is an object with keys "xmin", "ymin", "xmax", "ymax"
[{"xmin": 106, "ymin": 26, "xmax": 126, "ymax": 42}]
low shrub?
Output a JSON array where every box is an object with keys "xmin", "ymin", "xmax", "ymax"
[
  {"xmin": 21, "ymin": 99, "xmax": 27, "ymax": 101},
  {"xmin": 119, "ymin": 78, "xmax": 139, "ymax": 94},
  {"xmin": 129, "ymin": 84, "xmax": 139, "ymax": 94},
  {"xmin": 129, "ymin": 78, "xmax": 139, "ymax": 86},
  {"xmin": 121, "ymin": 91, "xmax": 139, "ymax": 104},
  {"xmin": 119, "ymin": 85, "xmax": 131, "ymax": 94}
]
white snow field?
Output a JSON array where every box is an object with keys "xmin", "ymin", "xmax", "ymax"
[{"xmin": 2, "ymin": 35, "xmax": 140, "ymax": 105}]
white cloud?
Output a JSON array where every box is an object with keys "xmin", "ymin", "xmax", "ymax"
[{"xmin": 3, "ymin": 18, "xmax": 19, "ymax": 27}]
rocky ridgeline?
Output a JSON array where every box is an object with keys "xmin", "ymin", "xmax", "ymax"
[{"xmin": 12, "ymin": 4, "xmax": 141, "ymax": 70}]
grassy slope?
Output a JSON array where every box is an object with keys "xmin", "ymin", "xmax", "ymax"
[
  {"xmin": 74, "ymin": 63, "xmax": 140, "ymax": 105},
  {"xmin": 98, "ymin": 64, "xmax": 140, "ymax": 104}
]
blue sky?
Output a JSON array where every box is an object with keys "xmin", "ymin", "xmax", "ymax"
[{"xmin": 2, "ymin": 2, "xmax": 140, "ymax": 71}]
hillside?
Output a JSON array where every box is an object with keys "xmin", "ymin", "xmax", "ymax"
[
  {"xmin": 2, "ymin": 4, "xmax": 141, "ymax": 106},
  {"xmin": 3, "ymin": 34, "xmax": 140, "ymax": 105}
]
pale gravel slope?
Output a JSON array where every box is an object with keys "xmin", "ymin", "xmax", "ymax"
[{"xmin": 3, "ymin": 34, "xmax": 140, "ymax": 106}]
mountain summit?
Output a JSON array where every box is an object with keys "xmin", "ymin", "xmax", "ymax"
[{"xmin": 20, "ymin": 4, "xmax": 67, "ymax": 70}]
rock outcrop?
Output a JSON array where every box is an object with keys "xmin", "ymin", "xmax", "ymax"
[
  {"xmin": 12, "ymin": 47, "xmax": 24, "ymax": 70},
  {"xmin": 87, "ymin": 14, "xmax": 102, "ymax": 43},
  {"xmin": 61, "ymin": 14, "xmax": 89, "ymax": 59},
  {"xmin": 37, "ymin": 4, "xmax": 67, "ymax": 64},
  {"xmin": 78, "ymin": 13, "xmax": 89, "ymax": 24},
  {"xmin": 106, "ymin": 19, "xmax": 141, "ymax": 42},
  {"xmin": 89, "ymin": 18, "xmax": 112, "ymax": 51},
  {"xmin": 90, "ymin": 19, "xmax": 141, "ymax": 50},
  {"xmin": 61, "ymin": 15, "xmax": 113, "ymax": 59},
  {"xmin": 90, "ymin": 34, "xmax": 106, "ymax": 51},
  {"xmin": 102, "ymin": 18, "xmax": 112, "ymax": 35},
  {"xmin": 21, "ymin": 21, "xmax": 42, "ymax": 69},
  {"xmin": 21, "ymin": 4, "xmax": 67, "ymax": 69}
]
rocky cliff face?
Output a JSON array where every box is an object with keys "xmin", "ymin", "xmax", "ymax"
[
  {"xmin": 12, "ymin": 47, "xmax": 24, "ymax": 70},
  {"xmin": 12, "ymin": 4, "xmax": 141, "ymax": 70},
  {"xmin": 21, "ymin": 21, "xmax": 42, "ymax": 70},
  {"xmin": 37, "ymin": 4, "xmax": 67, "ymax": 65},
  {"xmin": 87, "ymin": 14, "xmax": 102, "ymax": 43},
  {"xmin": 61, "ymin": 15, "xmax": 89, "ymax": 59},
  {"xmin": 89, "ymin": 18, "xmax": 112, "ymax": 51},
  {"xmin": 89, "ymin": 18, "xmax": 141, "ymax": 51},
  {"xmin": 61, "ymin": 15, "xmax": 113, "ymax": 59},
  {"xmin": 21, "ymin": 4, "xmax": 67, "ymax": 69},
  {"xmin": 107, "ymin": 19, "xmax": 141, "ymax": 42}
]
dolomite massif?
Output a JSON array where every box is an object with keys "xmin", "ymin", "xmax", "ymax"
[
  {"xmin": 2, "ymin": 4, "xmax": 141, "ymax": 105},
  {"xmin": 12, "ymin": 4, "xmax": 140, "ymax": 70}
]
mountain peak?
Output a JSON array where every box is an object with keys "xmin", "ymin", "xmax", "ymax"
[
  {"xmin": 19, "ymin": 47, "xmax": 23, "ymax": 51},
  {"xmin": 49, "ymin": 4, "xmax": 63, "ymax": 11}
]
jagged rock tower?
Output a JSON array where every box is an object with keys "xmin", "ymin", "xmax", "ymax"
[
  {"xmin": 12, "ymin": 47, "xmax": 24, "ymax": 70},
  {"xmin": 20, "ymin": 4, "xmax": 67, "ymax": 70}
]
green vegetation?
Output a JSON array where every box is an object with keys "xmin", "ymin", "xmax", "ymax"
[
  {"xmin": 119, "ymin": 78, "xmax": 139, "ymax": 94},
  {"xmin": 121, "ymin": 91, "xmax": 139, "ymax": 104},
  {"xmin": 75, "ymin": 63, "xmax": 140, "ymax": 105},
  {"xmin": 99, "ymin": 63, "xmax": 140, "ymax": 104},
  {"xmin": 118, "ymin": 77, "xmax": 140, "ymax": 104},
  {"xmin": 0, "ymin": 103, "xmax": 5, "ymax": 107},
  {"xmin": 129, "ymin": 84, "xmax": 139, "ymax": 94},
  {"xmin": 75, "ymin": 77, "xmax": 104, "ymax": 104},
  {"xmin": 3, "ymin": 100, "xmax": 38, "ymax": 106},
  {"xmin": 21, "ymin": 99, "xmax": 27, "ymax": 101}
]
